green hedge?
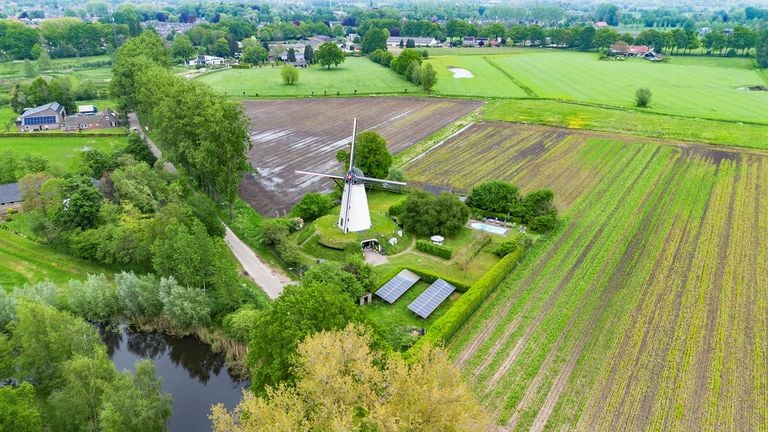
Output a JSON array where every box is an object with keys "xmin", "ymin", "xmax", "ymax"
[
  {"xmin": 407, "ymin": 248, "xmax": 524, "ymax": 356},
  {"xmin": 415, "ymin": 240, "xmax": 453, "ymax": 259},
  {"xmin": 469, "ymin": 207, "xmax": 521, "ymax": 224},
  {"xmin": 0, "ymin": 131, "xmax": 126, "ymax": 138}
]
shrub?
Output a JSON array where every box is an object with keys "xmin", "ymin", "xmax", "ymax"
[
  {"xmin": 116, "ymin": 272, "xmax": 162, "ymax": 319},
  {"xmin": 408, "ymin": 248, "xmax": 524, "ymax": 355},
  {"xmin": 291, "ymin": 193, "xmax": 333, "ymax": 222},
  {"xmin": 231, "ymin": 63, "xmax": 251, "ymax": 69},
  {"xmin": 635, "ymin": 87, "xmax": 652, "ymax": 108},
  {"xmin": 416, "ymin": 240, "xmax": 453, "ymax": 259},
  {"xmin": 65, "ymin": 274, "xmax": 119, "ymax": 321},
  {"xmin": 280, "ymin": 65, "xmax": 299, "ymax": 85},
  {"xmin": 260, "ymin": 219, "xmax": 290, "ymax": 247},
  {"xmin": 222, "ymin": 307, "xmax": 261, "ymax": 342},
  {"xmin": 158, "ymin": 277, "xmax": 211, "ymax": 329},
  {"xmin": 491, "ymin": 241, "xmax": 519, "ymax": 257},
  {"xmin": 529, "ymin": 214, "xmax": 559, "ymax": 232},
  {"xmin": 467, "ymin": 181, "xmax": 521, "ymax": 214},
  {"xmin": 388, "ymin": 202, "xmax": 405, "ymax": 217},
  {"xmin": 277, "ymin": 241, "xmax": 302, "ymax": 267}
]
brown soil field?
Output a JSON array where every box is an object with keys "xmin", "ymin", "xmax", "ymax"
[
  {"xmin": 239, "ymin": 97, "xmax": 482, "ymax": 216},
  {"xmin": 409, "ymin": 122, "xmax": 768, "ymax": 431}
]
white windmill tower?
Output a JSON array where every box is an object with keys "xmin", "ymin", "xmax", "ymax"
[{"xmin": 296, "ymin": 119, "xmax": 406, "ymax": 233}]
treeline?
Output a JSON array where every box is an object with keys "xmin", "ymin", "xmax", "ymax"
[
  {"xmin": 111, "ymin": 31, "xmax": 251, "ymax": 221},
  {"xmin": 369, "ymin": 48, "xmax": 437, "ymax": 93},
  {"xmin": 0, "ymin": 18, "xmax": 132, "ymax": 60},
  {"xmin": 10, "ymin": 76, "xmax": 99, "ymax": 115}
]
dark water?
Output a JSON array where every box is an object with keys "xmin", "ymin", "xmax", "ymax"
[{"xmin": 100, "ymin": 325, "xmax": 248, "ymax": 432}]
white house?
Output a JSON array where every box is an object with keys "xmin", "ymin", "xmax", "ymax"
[
  {"xmin": 187, "ymin": 55, "xmax": 226, "ymax": 67},
  {"xmin": 386, "ymin": 37, "xmax": 439, "ymax": 47}
]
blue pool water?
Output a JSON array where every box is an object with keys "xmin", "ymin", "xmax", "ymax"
[{"xmin": 470, "ymin": 222, "xmax": 508, "ymax": 235}]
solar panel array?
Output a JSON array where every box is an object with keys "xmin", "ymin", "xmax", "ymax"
[
  {"xmin": 408, "ymin": 278, "xmax": 456, "ymax": 319},
  {"xmin": 375, "ymin": 269, "xmax": 421, "ymax": 304}
]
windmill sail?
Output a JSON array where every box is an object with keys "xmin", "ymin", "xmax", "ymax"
[{"xmin": 296, "ymin": 118, "xmax": 407, "ymax": 234}]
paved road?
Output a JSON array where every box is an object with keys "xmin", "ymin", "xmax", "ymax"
[
  {"xmin": 224, "ymin": 227, "xmax": 292, "ymax": 299},
  {"xmin": 128, "ymin": 112, "xmax": 290, "ymax": 298}
]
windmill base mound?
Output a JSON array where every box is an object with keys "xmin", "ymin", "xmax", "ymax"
[{"xmin": 315, "ymin": 213, "xmax": 403, "ymax": 252}]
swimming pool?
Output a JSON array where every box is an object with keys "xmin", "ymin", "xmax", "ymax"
[{"xmin": 470, "ymin": 222, "xmax": 508, "ymax": 235}]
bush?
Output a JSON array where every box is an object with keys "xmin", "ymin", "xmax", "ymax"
[
  {"xmin": 408, "ymin": 248, "xmax": 524, "ymax": 354},
  {"xmin": 158, "ymin": 277, "xmax": 211, "ymax": 329},
  {"xmin": 116, "ymin": 272, "xmax": 162, "ymax": 319},
  {"xmin": 467, "ymin": 181, "xmax": 521, "ymax": 214},
  {"xmin": 291, "ymin": 193, "xmax": 333, "ymax": 222},
  {"xmin": 401, "ymin": 191, "xmax": 469, "ymax": 237},
  {"xmin": 416, "ymin": 240, "xmax": 453, "ymax": 259},
  {"xmin": 260, "ymin": 219, "xmax": 290, "ymax": 247},
  {"xmin": 231, "ymin": 63, "xmax": 251, "ymax": 69},
  {"xmin": 277, "ymin": 241, "xmax": 302, "ymax": 267},
  {"xmin": 491, "ymin": 241, "xmax": 520, "ymax": 257},
  {"xmin": 222, "ymin": 307, "xmax": 261, "ymax": 342},
  {"xmin": 280, "ymin": 65, "xmax": 299, "ymax": 85},
  {"xmin": 635, "ymin": 87, "xmax": 652, "ymax": 108},
  {"xmin": 64, "ymin": 274, "xmax": 119, "ymax": 322},
  {"xmin": 529, "ymin": 214, "xmax": 559, "ymax": 232},
  {"xmin": 388, "ymin": 202, "xmax": 405, "ymax": 217}
]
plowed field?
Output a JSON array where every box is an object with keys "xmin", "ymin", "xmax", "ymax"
[
  {"xmin": 407, "ymin": 122, "xmax": 768, "ymax": 431},
  {"xmin": 240, "ymin": 97, "xmax": 482, "ymax": 216}
]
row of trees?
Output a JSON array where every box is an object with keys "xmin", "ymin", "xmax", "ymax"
[
  {"xmin": 112, "ymin": 31, "xmax": 252, "ymax": 221},
  {"xmin": 9, "ymin": 76, "xmax": 98, "ymax": 114},
  {"xmin": 369, "ymin": 48, "xmax": 437, "ymax": 93}
]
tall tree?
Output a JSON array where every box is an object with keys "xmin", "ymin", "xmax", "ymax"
[
  {"xmin": 303, "ymin": 44, "xmax": 314, "ymax": 64},
  {"xmin": 170, "ymin": 34, "xmax": 195, "ymax": 63},
  {"xmin": 596, "ymin": 3, "xmax": 620, "ymax": 26},
  {"xmin": 361, "ymin": 28, "xmax": 389, "ymax": 54},
  {"xmin": 420, "ymin": 63, "xmax": 438, "ymax": 93},
  {"xmin": 111, "ymin": 31, "xmax": 170, "ymax": 112},
  {"xmin": 99, "ymin": 360, "xmax": 173, "ymax": 431},
  {"xmin": 758, "ymin": 30, "xmax": 768, "ymax": 68},
  {"xmin": 315, "ymin": 42, "xmax": 345, "ymax": 69},
  {"xmin": 214, "ymin": 325, "xmax": 490, "ymax": 431}
]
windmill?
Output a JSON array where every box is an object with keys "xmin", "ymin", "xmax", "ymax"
[{"xmin": 296, "ymin": 118, "xmax": 406, "ymax": 233}]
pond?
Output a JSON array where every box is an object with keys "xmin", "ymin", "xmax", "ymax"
[{"xmin": 100, "ymin": 325, "xmax": 248, "ymax": 432}]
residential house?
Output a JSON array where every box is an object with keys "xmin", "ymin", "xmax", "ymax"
[
  {"xmin": 386, "ymin": 36, "xmax": 439, "ymax": 47},
  {"xmin": 63, "ymin": 108, "xmax": 120, "ymax": 131},
  {"xmin": 187, "ymin": 55, "xmax": 226, "ymax": 67},
  {"xmin": 462, "ymin": 36, "xmax": 477, "ymax": 47},
  {"xmin": 18, "ymin": 102, "xmax": 66, "ymax": 131},
  {"xmin": 609, "ymin": 43, "xmax": 652, "ymax": 56},
  {"xmin": 594, "ymin": 21, "xmax": 609, "ymax": 28}
]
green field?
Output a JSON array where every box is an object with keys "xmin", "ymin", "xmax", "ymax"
[
  {"xmin": 424, "ymin": 55, "xmax": 529, "ymax": 98},
  {"xmin": 0, "ymin": 55, "xmax": 114, "ymax": 93},
  {"xmin": 198, "ymin": 57, "xmax": 419, "ymax": 97},
  {"xmin": 0, "ymin": 229, "xmax": 111, "ymax": 287},
  {"xmin": 405, "ymin": 121, "xmax": 767, "ymax": 430},
  {"xmin": 491, "ymin": 51, "xmax": 768, "ymax": 123},
  {"xmin": 483, "ymin": 99, "xmax": 768, "ymax": 150},
  {"xmin": 0, "ymin": 134, "xmax": 127, "ymax": 175}
]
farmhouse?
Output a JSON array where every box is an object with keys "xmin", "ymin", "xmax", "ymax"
[
  {"xmin": 187, "ymin": 55, "xmax": 226, "ymax": 67},
  {"xmin": 608, "ymin": 43, "xmax": 654, "ymax": 57},
  {"xmin": 386, "ymin": 36, "xmax": 439, "ymax": 47},
  {"xmin": 594, "ymin": 21, "xmax": 609, "ymax": 28},
  {"xmin": 18, "ymin": 102, "xmax": 66, "ymax": 131},
  {"xmin": 63, "ymin": 108, "xmax": 120, "ymax": 131}
]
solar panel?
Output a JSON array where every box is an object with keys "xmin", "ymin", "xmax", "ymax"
[
  {"xmin": 375, "ymin": 269, "xmax": 421, "ymax": 303},
  {"xmin": 408, "ymin": 279, "xmax": 456, "ymax": 319}
]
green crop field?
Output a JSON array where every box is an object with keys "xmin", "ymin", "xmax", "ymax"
[
  {"xmin": 0, "ymin": 134, "xmax": 127, "ymax": 174},
  {"xmin": 483, "ymin": 99, "xmax": 768, "ymax": 150},
  {"xmin": 198, "ymin": 57, "xmax": 419, "ymax": 97},
  {"xmin": 423, "ymin": 55, "xmax": 529, "ymax": 98},
  {"xmin": 405, "ymin": 121, "xmax": 768, "ymax": 430},
  {"xmin": 0, "ymin": 229, "xmax": 112, "ymax": 287}
]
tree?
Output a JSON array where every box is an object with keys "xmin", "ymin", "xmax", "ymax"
[
  {"xmin": 243, "ymin": 44, "xmax": 268, "ymax": 65},
  {"xmin": 0, "ymin": 152, "xmax": 18, "ymax": 183},
  {"xmin": 170, "ymin": 34, "xmax": 195, "ymax": 63},
  {"xmin": 99, "ymin": 360, "xmax": 173, "ymax": 432},
  {"xmin": 579, "ymin": 26, "xmax": 596, "ymax": 51},
  {"xmin": 286, "ymin": 47, "xmax": 296, "ymax": 62},
  {"xmin": 392, "ymin": 48, "xmax": 422, "ymax": 75},
  {"xmin": 0, "ymin": 383, "xmax": 43, "ymax": 432},
  {"xmin": 596, "ymin": 4, "xmax": 620, "ymax": 26},
  {"xmin": 22, "ymin": 59, "xmax": 36, "ymax": 78},
  {"xmin": 759, "ymin": 30, "xmax": 768, "ymax": 68},
  {"xmin": 420, "ymin": 63, "xmax": 438, "ymax": 93},
  {"xmin": 361, "ymin": 28, "xmax": 389, "ymax": 54},
  {"xmin": 346, "ymin": 131, "xmax": 393, "ymax": 179},
  {"xmin": 247, "ymin": 283, "xmax": 363, "ymax": 391},
  {"xmin": 47, "ymin": 354, "xmax": 117, "ymax": 431},
  {"xmin": 406, "ymin": 38, "xmax": 416, "ymax": 48},
  {"xmin": 280, "ymin": 64, "xmax": 299, "ymax": 84},
  {"xmin": 467, "ymin": 181, "xmax": 521, "ymax": 214},
  {"xmin": 291, "ymin": 192, "xmax": 332, "ymax": 222},
  {"xmin": 303, "ymin": 44, "xmax": 314, "ymax": 64},
  {"xmin": 635, "ymin": 87, "xmax": 652, "ymax": 107},
  {"xmin": 315, "ymin": 42, "xmax": 345, "ymax": 69},
  {"xmin": 401, "ymin": 191, "xmax": 469, "ymax": 237},
  {"xmin": 301, "ymin": 261, "xmax": 366, "ymax": 301},
  {"xmin": 123, "ymin": 132, "xmax": 158, "ymax": 166},
  {"xmin": 115, "ymin": 272, "xmax": 162, "ymax": 319},
  {"xmin": 55, "ymin": 175, "xmax": 103, "ymax": 231},
  {"xmin": 111, "ymin": 31, "xmax": 170, "ymax": 111},
  {"xmin": 213, "ymin": 325, "xmax": 491, "ymax": 431},
  {"xmin": 151, "ymin": 219, "xmax": 216, "ymax": 289},
  {"xmin": 64, "ymin": 273, "xmax": 120, "ymax": 322},
  {"xmin": 37, "ymin": 50, "xmax": 52, "ymax": 72}
]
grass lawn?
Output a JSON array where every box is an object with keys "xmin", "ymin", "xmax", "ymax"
[
  {"xmin": 493, "ymin": 51, "xmax": 768, "ymax": 123},
  {"xmin": 0, "ymin": 228, "xmax": 112, "ymax": 287},
  {"xmin": 197, "ymin": 57, "xmax": 419, "ymax": 97},
  {"xmin": 483, "ymin": 99, "xmax": 768, "ymax": 150},
  {"xmin": 0, "ymin": 134, "xmax": 128, "ymax": 175},
  {"xmin": 0, "ymin": 55, "xmax": 113, "ymax": 93},
  {"xmin": 363, "ymin": 280, "xmax": 459, "ymax": 351},
  {"xmin": 424, "ymin": 55, "xmax": 529, "ymax": 98}
]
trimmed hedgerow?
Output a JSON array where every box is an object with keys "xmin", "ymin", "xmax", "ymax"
[
  {"xmin": 415, "ymin": 240, "xmax": 453, "ymax": 259},
  {"xmin": 407, "ymin": 248, "xmax": 524, "ymax": 356}
]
